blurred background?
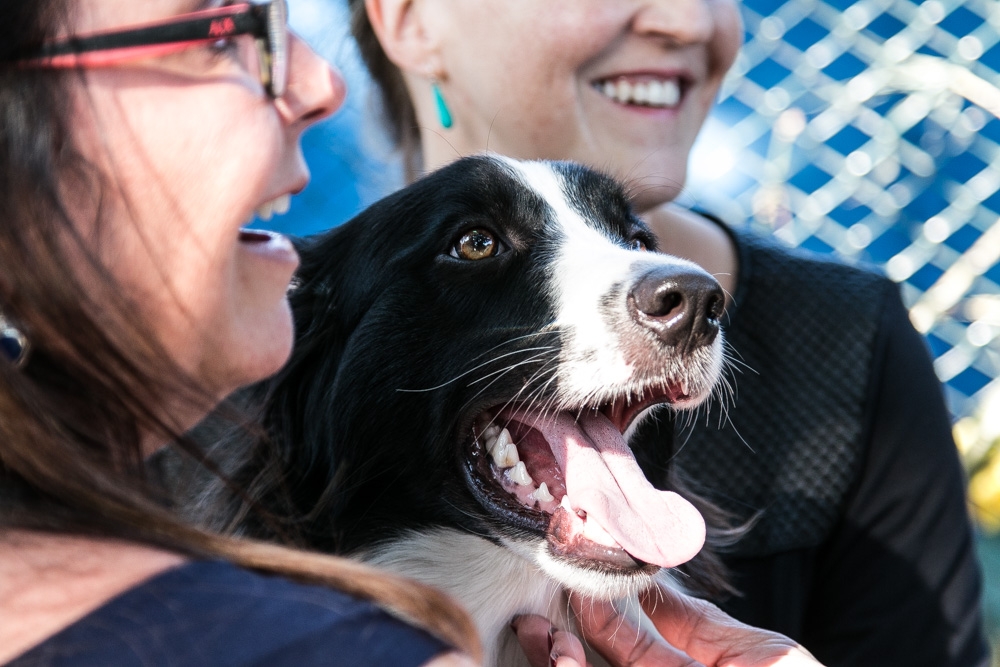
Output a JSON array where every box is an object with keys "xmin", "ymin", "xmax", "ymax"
[{"xmin": 276, "ymin": 0, "xmax": 1000, "ymax": 659}]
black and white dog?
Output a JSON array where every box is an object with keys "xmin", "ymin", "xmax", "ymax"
[{"xmin": 199, "ymin": 154, "xmax": 728, "ymax": 666}]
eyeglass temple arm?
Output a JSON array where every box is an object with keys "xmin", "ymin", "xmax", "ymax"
[{"xmin": 30, "ymin": 6, "xmax": 264, "ymax": 59}]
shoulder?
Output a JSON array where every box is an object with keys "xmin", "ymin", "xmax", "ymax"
[
  {"xmin": 12, "ymin": 560, "xmax": 449, "ymax": 667},
  {"xmin": 726, "ymin": 222, "xmax": 893, "ymax": 302},
  {"xmin": 673, "ymin": 217, "xmax": 903, "ymax": 555}
]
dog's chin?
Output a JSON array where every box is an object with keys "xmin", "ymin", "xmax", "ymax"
[
  {"xmin": 502, "ymin": 534, "xmax": 660, "ymax": 600},
  {"xmin": 459, "ymin": 381, "xmax": 705, "ymax": 597}
]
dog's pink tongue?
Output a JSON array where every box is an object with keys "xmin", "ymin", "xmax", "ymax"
[{"xmin": 522, "ymin": 410, "xmax": 705, "ymax": 569}]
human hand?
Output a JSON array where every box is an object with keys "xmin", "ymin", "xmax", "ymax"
[{"xmin": 512, "ymin": 582, "xmax": 823, "ymax": 667}]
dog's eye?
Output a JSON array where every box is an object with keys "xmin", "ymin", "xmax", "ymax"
[
  {"xmin": 628, "ymin": 237, "xmax": 649, "ymax": 252},
  {"xmin": 451, "ymin": 229, "xmax": 497, "ymax": 260}
]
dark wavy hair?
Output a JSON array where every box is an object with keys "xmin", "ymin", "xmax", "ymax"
[
  {"xmin": 348, "ymin": 0, "xmax": 424, "ymax": 181},
  {"xmin": 0, "ymin": 0, "xmax": 478, "ymax": 656}
]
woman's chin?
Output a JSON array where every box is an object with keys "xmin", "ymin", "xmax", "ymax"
[{"xmin": 203, "ymin": 304, "xmax": 296, "ymax": 399}]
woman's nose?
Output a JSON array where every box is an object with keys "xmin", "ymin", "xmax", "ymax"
[
  {"xmin": 633, "ymin": 0, "xmax": 716, "ymax": 46},
  {"xmin": 276, "ymin": 32, "xmax": 346, "ymax": 126}
]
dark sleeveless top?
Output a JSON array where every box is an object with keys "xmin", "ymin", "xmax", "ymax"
[
  {"xmin": 674, "ymin": 224, "xmax": 989, "ymax": 666},
  {"xmin": 7, "ymin": 560, "xmax": 449, "ymax": 666}
]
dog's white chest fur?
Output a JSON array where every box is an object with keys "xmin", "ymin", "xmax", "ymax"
[{"xmin": 362, "ymin": 529, "xmax": 661, "ymax": 667}]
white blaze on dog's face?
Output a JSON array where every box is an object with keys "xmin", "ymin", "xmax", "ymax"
[
  {"xmin": 456, "ymin": 156, "xmax": 728, "ymax": 598},
  {"xmin": 502, "ymin": 158, "xmax": 723, "ymax": 406}
]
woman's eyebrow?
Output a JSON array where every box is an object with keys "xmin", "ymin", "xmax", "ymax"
[{"xmin": 192, "ymin": 0, "xmax": 229, "ymax": 11}]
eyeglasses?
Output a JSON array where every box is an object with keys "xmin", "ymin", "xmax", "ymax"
[{"xmin": 10, "ymin": 1, "xmax": 289, "ymax": 98}]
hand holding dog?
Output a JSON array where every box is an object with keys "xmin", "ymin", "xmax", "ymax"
[{"xmin": 514, "ymin": 582, "xmax": 824, "ymax": 667}]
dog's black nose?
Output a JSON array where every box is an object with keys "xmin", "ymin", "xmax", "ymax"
[{"xmin": 629, "ymin": 266, "xmax": 725, "ymax": 351}]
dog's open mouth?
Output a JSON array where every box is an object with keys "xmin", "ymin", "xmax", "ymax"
[{"xmin": 464, "ymin": 384, "xmax": 706, "ymax": 573}]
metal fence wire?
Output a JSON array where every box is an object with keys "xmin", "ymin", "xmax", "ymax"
[{"xmin": 683, "ymin": 0, "xmax": 1000, "ymax": 478}]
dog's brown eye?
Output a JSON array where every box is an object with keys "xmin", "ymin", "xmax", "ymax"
[
  {"xmin": 453, "ymin": 229, "xmax": 497, "ymax": 260},
  {"xmin": 629, "ymin": 238, "xmax": 648, "ymax": 252}
]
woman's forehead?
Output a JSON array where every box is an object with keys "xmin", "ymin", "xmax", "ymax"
[{"xmin": 71, "ymin": 0, "xmax": 221, "ymax": 33}]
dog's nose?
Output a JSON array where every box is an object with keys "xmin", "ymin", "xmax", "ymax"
[{"xmin": 628, "ymin": 266, "xmax": 725, "ymax": 351}]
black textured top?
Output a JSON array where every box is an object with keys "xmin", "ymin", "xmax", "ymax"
[
  {"xmin": 7, "ymin": 560, "xmax": 449, "ymax": 667},
  {"xmin": 675, "ymin": 224, "xmax": 990, "ymax": 666}
]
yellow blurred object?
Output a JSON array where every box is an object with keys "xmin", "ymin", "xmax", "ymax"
[
  {"xmin": 970, "ymin": 453, "xmax": 1000, "ymax": 533},
  {"xmin": 960, "ymin": 386, "xmax": 1000, "ymax": 532}
]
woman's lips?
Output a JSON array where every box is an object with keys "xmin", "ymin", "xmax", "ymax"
[{"xmin": 238, "ymin": 228, "xmax": 299, "ymax": 267}]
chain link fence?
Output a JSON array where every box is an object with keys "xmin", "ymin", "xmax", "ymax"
[{"xmin": 686, "ymin": 0, "xmax": 1000, "ymax": 424}]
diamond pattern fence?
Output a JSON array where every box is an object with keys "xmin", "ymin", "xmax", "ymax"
[
  {"xmin": 689, "ymin": 0, "xmax": 1000, "ymax": 419},
  {"xmin": 676, "ymin": 0, "xmax": 1000, "ymax": 533}
]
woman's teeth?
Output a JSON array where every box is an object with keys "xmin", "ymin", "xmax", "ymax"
[
  {"xmin": 598, "ymin": 78, "xmax": 681, "ymax": 108},
  {"xmin": 255, "ymin": 194, "xmax": 291, "ymax": 222}
]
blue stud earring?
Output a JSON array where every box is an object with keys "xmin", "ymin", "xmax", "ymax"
[
  {"xmin": 431, "ymin": 81, "xmax": 453, "ymax": 130},
  {"xmin": 0, "ymin": 311, "xmax": 29, "ymax": 369}
]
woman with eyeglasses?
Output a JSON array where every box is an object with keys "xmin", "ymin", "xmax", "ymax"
[{"xmin": 0, "ymin": 1, "xmax": 484, "ymax": 665}]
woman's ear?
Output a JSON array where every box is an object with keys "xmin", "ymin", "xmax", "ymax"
[{"xmin": 365, "ymin": 0, "xmax": 443, "ymax": 77}]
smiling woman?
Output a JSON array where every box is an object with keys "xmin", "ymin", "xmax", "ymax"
[{"xmin": 0, "ymin": 1, "xmax": 478, "ymax": 665}]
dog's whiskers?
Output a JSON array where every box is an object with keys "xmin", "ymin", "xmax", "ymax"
[
  {"xmin": 467, "ymin": 351, "xmax": 557, "ymax": 387},
  {"xmin": 397, "ymin": 345, "xmax": 557, "ymax": 393},
  {"xmin": 480, "ymin": 358, "xmax": 561, "ymax": 429},
  {"xmin": 463, "ymin": 354, "xmax": 559, "ymax": 414}
]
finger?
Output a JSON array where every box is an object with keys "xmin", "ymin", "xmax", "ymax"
[
  {"xmin": 639, "ymin": 585, "xmax": 822, "ymax": 667},
  {"xmin": 550, "ymin": 627, "xmax": 589, "ymax": 667},
  {"xmin": 571, "ymin": 594, "xmax": 704, "ymax": 667},
  {"xmin": 511, "ymin": 614, "xmax": 589, "ymax": 667},
  {"xmin": 511, "ymin": 615, "xmax": 554, "ymax": 667}
]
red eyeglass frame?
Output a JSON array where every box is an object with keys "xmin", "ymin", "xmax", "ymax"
[{"xmin": 9, "ymin": 1, "xmax": 288, "ymax": 98}]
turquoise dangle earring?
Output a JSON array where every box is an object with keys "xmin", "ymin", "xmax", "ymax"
[
  {"xmin": 0, "ymin": 310, "xmax": 30, "ymax": 368},
  {"xmin": 431, "ymin": 80, "xmax": 453, "ymax": 129}
]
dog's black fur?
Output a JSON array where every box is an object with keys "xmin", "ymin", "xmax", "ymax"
[{"xmin": 182, "ymin": 155, "xmax": 735, "ymax": 667}]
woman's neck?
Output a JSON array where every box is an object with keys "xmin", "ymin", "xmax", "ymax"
[{"xmin": 0, "ymin": 530, "xmax": 185, "ymax": 663}]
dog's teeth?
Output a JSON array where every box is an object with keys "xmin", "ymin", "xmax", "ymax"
[
  {"xmin": 506, "ymin": 461, "xmax": 534, "ymax": 486},
  {"xmin": 501, "ymin": 443, "xmax": 520, "ymax": 467},
  {"xmin": 560, "ymin": 495, "xmax": 573, "ymax": 512},
  {"xmin": 492, "ymin": 442, "xmax": 519, "ymax": 468},
  {"xmin": 488, "ymin": 428, "xmax": 512, "ymax": 460},
  {"xmin": 483, "ymin": 424, "xmax": 501, "ymax": 440},
  {"xmin": 582, "ymin": 515, "xmax": 618, "ymax": 547},
  {"xmin": 530, "ymin": 482, "xmax": 554, "ymax": 502},
  {"xmin": 495, "ymin": 428, "xmax": 513, "ymax": 452}
]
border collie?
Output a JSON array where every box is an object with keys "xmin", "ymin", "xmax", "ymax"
[{"xmin": 194, "ymin": 154, "xmax": 728, "ymax": 666}]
